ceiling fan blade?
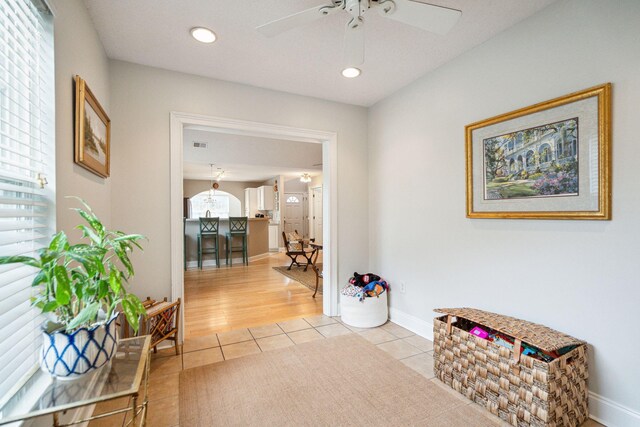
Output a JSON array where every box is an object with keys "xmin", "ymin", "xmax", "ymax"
[
  {"xmin": 377, "ymin": 0, "xmax": 461, "ymax": 35},
  {"xmin": 257, "ymin": 4, "xmax": 337, "ymax": 38},
  {"xmin": 343, "ymin": 18, "xmax": 365, "ymax": 66}
]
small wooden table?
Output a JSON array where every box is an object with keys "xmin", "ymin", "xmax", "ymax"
[{"xmin": 309, "ymin": 242, "xmax": 323, "ymax": 298}]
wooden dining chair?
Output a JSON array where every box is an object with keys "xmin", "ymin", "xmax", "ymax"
[
  {"xmin": 143, "ymin": 297, "xmax": 181, "ymax": 355},
  {"xmin": 282, "ymin": 231, "xmax": 314, "ymax": 271}
]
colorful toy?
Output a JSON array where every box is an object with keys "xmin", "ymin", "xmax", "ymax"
[
  {"xmin": 469, "ymin": 326, "xmax": 489, "ymax": 339},
  {"xmin": 460, "ymin": 319, "xmax": 576, "ymax": 363},
  {"xmin": 361, "ymin": 280, "xmax": 388, "ymax": 300},
  {"xmin": 346, "ymin": 273, "xmax": 388, "ymax": 301},
  {"xmin": 349, "ymin": 272, "xmax": 381, "ymax": 287}
]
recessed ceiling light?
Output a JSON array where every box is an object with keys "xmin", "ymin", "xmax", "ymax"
[
  {"xmin": 190, "ymin": 27, "xmax": 217, "ymax": 44},
  {"xmin": 341, "ymin": 67, "xmax": 361, "ymax": 78}
]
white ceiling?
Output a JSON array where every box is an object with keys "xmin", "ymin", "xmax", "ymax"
[
  {"xmin": 183, "ymin": 129, "xmax": 322, "ymax": 182},
  {"xmin": 84, "ymin": 0, "xmax": 557, "ymax": 106}
]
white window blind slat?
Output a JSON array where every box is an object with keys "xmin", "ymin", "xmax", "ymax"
[
  {"xmin": 0, "ymin": 220, "xmax": 47, "ymax": 232},
  {"xmin": 0, "ymin": 265, "xmax": 33, "ymax": 290},
  {"xmin": 0, "ymin": 262, "xmax": 27, "ymax": 274},
  {"xmin": 0, "ymin": 169, "xmax": 42, "ymax": 184},
  {"xmin": 0, "ymin": 143, "xmax": 47, "ymax": 164},
  {"xmin": 0, "ymin": 243, "xmax": 42, "ymax": 258},
  {"xmin": 0, "ymin": 196, "xmax": 47, "ymax": 206},
  {"xmin": 0, "ymin": 327, "xmax": 39, "ymax": 380},
  {"xmin": 0, "ymin": 231, "xmax": 46, "ymax": 246},
  {"xmin": 0, "ymin": 181, "xmax": 43, "ymax": 193},
  {"xmin": 0, "ymin": 156, "xmax": 43, "ymax": 175},
  {"xmin": 0, "ymin": 288, "xmax": 32, "ymax": 319},
  {"xmin": 0, "ymin": 310, "xmax": 35, "ymax": 347},
  {"xmin": 0, "ymin": 352, "xmax": 39, "ymax": 403},
  {"xmin": 0, "ymin": 0, "xmax": 53, "ymax": 401},
  {"xmin": 0, "ymin": 209, "xmax": 47, "ymax": 218}
]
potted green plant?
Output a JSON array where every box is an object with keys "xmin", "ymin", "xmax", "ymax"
[{"xmin": 0, "ymin": 199, "xmax": 147, "ymax": 379}]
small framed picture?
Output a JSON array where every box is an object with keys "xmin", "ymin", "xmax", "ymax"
[
  {"xmin": 465, "ymin": 83, "xmax": 611, "ymax": 220},
  {"xmin": 74, "ymin": 75, "xmax": 110, "ymax": 178}
]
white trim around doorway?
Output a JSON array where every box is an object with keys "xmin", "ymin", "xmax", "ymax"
[{"xmin": 170, "ymin": 112, "xmax": 339, "ymax": 342}]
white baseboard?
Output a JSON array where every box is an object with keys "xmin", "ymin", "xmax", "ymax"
[
  {"xmin": 248, "ymin": 253, "xmax": 273, "ymax": 262},
  {"xmin": 388, "ymin": 306, "xmax": 640, "ymax": 427},
  {"xmin": 589, "ymin": 391, "xmax": 640, "ymax": 427},
  {"xmin": 388, "ymin": 307, "xmax": 434, "ymax": 341},
  {"xmin": 186, "ymin": 252, "xmax": 272, "ymax": 269}
]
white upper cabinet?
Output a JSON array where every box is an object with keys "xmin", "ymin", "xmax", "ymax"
[
  {"xmin": 246, "ymin": 186, "xmax": 274, "ymax": 213},
  {"xmin": 244, "ymin": 188, "xmax": 258, "ymax": 217},
  {"xmin": 257, "ymin": 185, "xmax": 274, "ymax": 211}
]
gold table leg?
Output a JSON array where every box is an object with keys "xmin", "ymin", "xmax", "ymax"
[{"xmin": 131, "ymin": 394, "xmax": 138, "ymax": 425}]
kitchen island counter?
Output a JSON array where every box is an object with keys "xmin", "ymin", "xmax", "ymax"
[{"xmin": 185, "ymin": 218, "xmax": 269, "ymax": 267}]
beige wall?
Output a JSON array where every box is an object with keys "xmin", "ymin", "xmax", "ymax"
[
  {"xmin": 52, "ymin": 0, "xmax": 111, "ymax": 238},
  {"xmin": 308, "ymin": 175, "xmax": 322, "ymax": 189},
  {"xmin": 109, "ymin": 61, "xmax": 369, "ymax": 300},
  {"xmin": 283, "ymin": 178, "xmax": 307, "ymax": 193},
  {"xmin": 369, "ymin": 0, "xmax": 640, "ymax": 421},
  {"xmin": 47, "ymin": 5, "xmax": 111, "ymax": 424}
]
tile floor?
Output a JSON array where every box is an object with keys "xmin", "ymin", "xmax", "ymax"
[{"xmin": 90, "ymin": 316, "xmax": 604, "ymax": 427}]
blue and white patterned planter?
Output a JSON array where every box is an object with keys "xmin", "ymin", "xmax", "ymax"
[{"xmin": 40, "ymin": 314, "xmax": 118, "ymax": 379}]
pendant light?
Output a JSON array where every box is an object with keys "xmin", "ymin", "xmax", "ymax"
[
  {"xmin": 204, "ymin": 164, "xmax": 216, "ymax": 208},
  {"xmin": 300, "ymin": 173, "xmax": 312, "ymax": 183}
]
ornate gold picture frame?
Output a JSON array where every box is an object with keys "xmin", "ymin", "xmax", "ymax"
[
  {"xmin": 74, "ymin": 75, "xmax": 110, "ymax": 178},
  {"xmin": 465, "ymin": 83, "xmax": 611, "ymax": 220}
]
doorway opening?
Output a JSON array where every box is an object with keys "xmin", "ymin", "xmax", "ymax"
[{"xmin": 170, "ymin": 112, "xmax": 338, "ymax": 341}]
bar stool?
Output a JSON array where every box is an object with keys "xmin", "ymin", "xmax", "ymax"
[
  {"xmin": 226, "ymin": 217, "xmax": 248, "ymax": 266},
  {"xmin": 198, "ymin": 217, "xmax": 220, "ymax": 269}
]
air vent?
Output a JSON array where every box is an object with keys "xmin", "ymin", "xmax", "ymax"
[{"xmin": 193, "ymin": 141, "xmax": 208, "ymax": 149}]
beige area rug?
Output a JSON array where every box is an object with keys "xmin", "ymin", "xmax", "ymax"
[
  {"xmin": 273, "ymin": 263, "xmax": 323, "ymax": 294},
  {"xmin": 179, "ymin": 334, "xmax": 498, "ymax": 427}
]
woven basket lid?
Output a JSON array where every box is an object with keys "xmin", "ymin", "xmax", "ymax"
[{"xmin": 435, "ymin": 307, "xmax": 585, "ymax": 352}]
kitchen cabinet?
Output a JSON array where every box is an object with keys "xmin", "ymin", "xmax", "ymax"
[
  {"xmin": 244, "ymin": 188, "xmax": 258, "ymax": 217},
  {"xmin": 257, "ymin": 185, "xmax": 274, "ymax": 211},
  {"xmin": 268, "ymin": 224, "xmax": 279, "ymax": 251}
]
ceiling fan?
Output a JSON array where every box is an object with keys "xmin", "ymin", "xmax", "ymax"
[{"xmin": 256, "ymin": 0, "xmax": 462, "ymax": 77}]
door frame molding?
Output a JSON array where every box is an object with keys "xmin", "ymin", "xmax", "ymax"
[
  {"xmin": 170, "ymin": 112, "xmax": 339, "ymax": 340},
  {"xmin": 310, "ymin": 186, "xmax": 323, "ymax": 243}
]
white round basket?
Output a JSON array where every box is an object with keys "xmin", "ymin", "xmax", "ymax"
[{"xmin": 341, "ymin": 291, "xmax": 388, "ymax": 328}]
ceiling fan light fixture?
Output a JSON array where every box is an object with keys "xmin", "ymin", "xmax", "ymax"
[
  {"xmin": 190, "ymin": 27, "xmax": 217, "ymax": 44},
  {"xmin": 300, "ymin": 173, "xmax": 312, "ymax": 183},
  {"xmin": 341, "ymin": 67, "xmax": 361, "ymax": 78}
]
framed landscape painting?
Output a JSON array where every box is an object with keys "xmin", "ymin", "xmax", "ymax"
[
  {"xmin": 75, "ymin": 75, "xmax": 110, "ymax": 178},
  {"xmin": 465, "ymin": 83, "xmax": 611, "ymax": 220}
]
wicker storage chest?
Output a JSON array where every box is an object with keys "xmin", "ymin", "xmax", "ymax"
[{"xmin": 433, "ymin": 308, "xmax": 588, "ymax": 427}]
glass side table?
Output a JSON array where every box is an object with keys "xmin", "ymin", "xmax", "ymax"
[{"xmin": 0, "ymin": 336, "xmax": 151, "ymax": 427}]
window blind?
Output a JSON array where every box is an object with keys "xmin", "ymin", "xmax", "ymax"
[{"xmin": 0, "ymin": 0, "xmax": 54, "ymax": 401}]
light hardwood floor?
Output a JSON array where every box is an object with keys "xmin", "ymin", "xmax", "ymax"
[{"xmin": 183, "ymin": 252, "xmax": 323, "ymax": 338}]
